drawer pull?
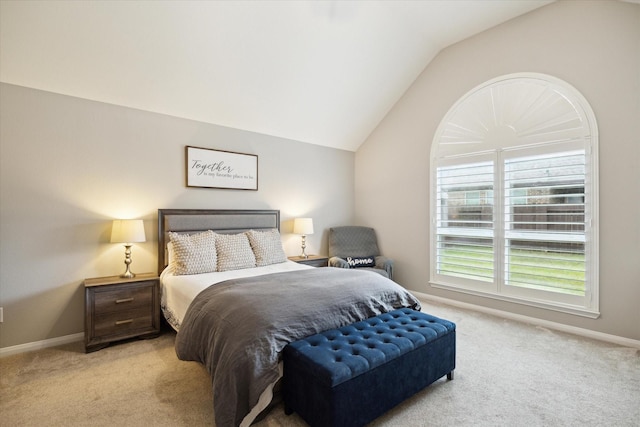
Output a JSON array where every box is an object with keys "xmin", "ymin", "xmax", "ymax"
[
  {"xmin": 115, "ymin": 298, "xmax": 134, "ymax": 304},
  {"xmin": 115, "ymin": 319, "xmax": 134, "ymax": 325}
]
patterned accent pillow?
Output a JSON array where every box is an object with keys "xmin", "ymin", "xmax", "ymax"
[
  {"xmin": 216, "ymin": 233, "xmax": 257, "ymax": 272},
  {"xmin": 168, "ymin": 230, "xmax": 217, "ymax": 275},
  {"xmin": 246, "ymin": 229, "xmax": 287, "ymax": 267},
  {"xmin": 346, "ymin": 255, "xmax": 376, "ymax": 268}
]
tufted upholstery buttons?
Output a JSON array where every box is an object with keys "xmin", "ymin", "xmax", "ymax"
[{"xmin": 286, "ymin": 308, "xmax": 455, "ymax": 387}]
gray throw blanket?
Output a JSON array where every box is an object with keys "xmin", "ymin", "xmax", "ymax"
[{"xmin": 175, "ymin": 267, "xmax": 421, "ymax": 427}]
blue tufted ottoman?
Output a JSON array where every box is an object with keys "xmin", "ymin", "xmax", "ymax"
[{"xmin": 283, "ymin": 308, "xmax": 456, "ymax": 427}]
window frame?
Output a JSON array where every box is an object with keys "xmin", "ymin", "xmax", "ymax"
[{"xmin": 429, "ymin": 73, "xmax": 599, "ymax": 318}]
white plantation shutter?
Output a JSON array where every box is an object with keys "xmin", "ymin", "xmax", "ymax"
[
  {"xmin": 503, "ymin": 151, "xmax": 586, "ymax": 295},
  {"xmin": 430, "ymin": 73, "xmax": 598, "ymax": 317},
  {"xmin": 436, "ymin": 161, "xmax": 494, "ymax": 283}
]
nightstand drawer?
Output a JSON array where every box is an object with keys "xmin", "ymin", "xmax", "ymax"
[
  {"xmin": 289, "ymin": 255, "xmax": 329, "ymax": 267},
  {"xmin": 94, "ymin": 307, "xmax": 154, "ymax": 337},
  {"xmin": 94, "ymin": 282, "xmax": 154, "ymax": 313}
]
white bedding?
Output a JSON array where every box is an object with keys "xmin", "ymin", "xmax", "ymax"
[{"xmin": 160, "ymin": 260, "xmax": 312, "ymax": 330}]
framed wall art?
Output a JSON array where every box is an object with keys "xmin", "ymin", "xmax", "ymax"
[{"xmin": 186, "ymin": 146, "xmax": 258, "ymax": 190}]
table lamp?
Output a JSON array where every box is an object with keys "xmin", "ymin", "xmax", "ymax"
[
  {"xmin": 110, "ymin": 219, "xmax": 146, "ymax": 278},
  {"xmin": 293, "ymin": 218, "xmax": 314, "ymax": 259}
]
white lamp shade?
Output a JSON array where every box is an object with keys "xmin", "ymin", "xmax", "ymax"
[
  {"xmin": 293, "ymin": 218, "xmax": 314, "ymax": 235},
  {"xmin": 110, "ymin": 219, "xmax": 146, "ymax": 243}
]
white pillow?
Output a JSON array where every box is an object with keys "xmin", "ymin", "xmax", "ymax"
[
  {"xmin": 246, "ymin": 229, "xmax": 287, "ymax": 267},
  {"xmin": 167, "ymin": 241, "xmax": 175, "ymax": 267},
  {"xmin": 168, "ymin": 230, "xmax": 218, "ymax": 275},
  {"xmin": 216, "ymin": 233, "xmax": 257, "ymax": 272}
]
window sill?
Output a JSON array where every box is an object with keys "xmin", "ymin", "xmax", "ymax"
[{"xmin": 430, "ymin": 280, "xmax": 600, "ymax": 319}]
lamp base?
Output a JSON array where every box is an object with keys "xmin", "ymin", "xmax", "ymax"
[
  {"xmin": 300, "ymin": 235, "xmax": 308, "ymax": 259},
  {"xmin": 120, "ymin": 244, "xmax": 136, "ymax": 278}
]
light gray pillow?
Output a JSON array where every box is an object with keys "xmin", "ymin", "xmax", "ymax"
[
  {"xmin": 168, "ymin": 230, "xmax": 217, "ymax": 275},
  {"xmin": 216, "ymin": 233, "xmax": 257, "ymax": 272},
  {"xmin": 246, "ymin": 229, "xmax": 287, "ymax": 267}
]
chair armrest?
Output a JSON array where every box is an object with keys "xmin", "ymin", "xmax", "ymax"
[
  {"xmin": 329, "ymin": 256, "xmax": 350, "ymax": 269},
  {"xmin": 375, "ymin": 256, "xmax": 394, "ymax": 280}
]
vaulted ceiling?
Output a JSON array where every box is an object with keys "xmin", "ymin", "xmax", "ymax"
[{"xmin": 0, "ymin": 1, "xmax": 554, "ymax": 151}]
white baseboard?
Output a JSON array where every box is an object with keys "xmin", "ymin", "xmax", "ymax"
[
  {"xmin": 0, "ymin": 332, "xmax": 84, "ymax": 358},
  {"xmin": 2, "ymin": 295, "xmax": 638, "ymax": 356},
  {"xmin": 415, "ymin": 291, "xmax": 640, "ymax": 349}
]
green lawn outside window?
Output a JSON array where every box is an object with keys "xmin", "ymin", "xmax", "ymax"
[{"xmin": 439, "ymin": 246, "xmax": 585, "ymax": 295}]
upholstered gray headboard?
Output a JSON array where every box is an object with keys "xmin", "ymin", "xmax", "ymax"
[{"xmin": 157, "ymin": 209, "xmax": 280, "ymax": 274}]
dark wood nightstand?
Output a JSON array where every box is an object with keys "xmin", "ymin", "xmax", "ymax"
[
  {"xmin": 84, "ymin": 273, "xmax": 161, "ymax": 353},
  {"xmin": 288, "ymin": 255, "xmax": 329, "ymax": 268}
]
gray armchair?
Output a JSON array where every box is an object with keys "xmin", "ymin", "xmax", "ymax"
[{"xmin": 328, "ymin": 226, "xmax": 394, "ymax": 280}]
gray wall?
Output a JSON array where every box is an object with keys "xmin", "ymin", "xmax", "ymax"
[
  {"xmin": 355, "ymin": 0, "xmax": 640, "ymax": 340},
  {"xmin": 0, "ymin": 84, "xmax": 355, "ymax": 348}
]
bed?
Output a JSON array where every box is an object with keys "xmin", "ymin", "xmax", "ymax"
[{"xmin": 157, "ymin": 209, "xmax": 421, "ymax": 427}]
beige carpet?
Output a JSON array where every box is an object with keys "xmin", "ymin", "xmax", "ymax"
[{"xmin": 1, "ymin": 300, "xmax": 639, "ymax": 426}]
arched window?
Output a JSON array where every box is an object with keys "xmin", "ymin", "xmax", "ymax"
[{"xmin": 430, "ymin": 73, "xmax": 599, "ymax": 317}]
